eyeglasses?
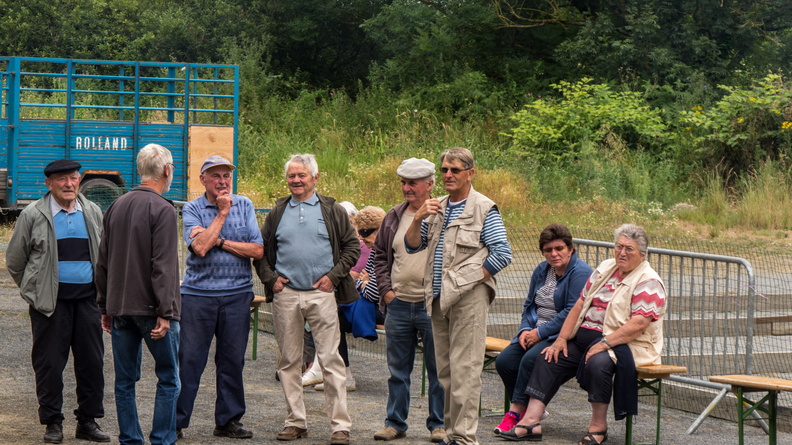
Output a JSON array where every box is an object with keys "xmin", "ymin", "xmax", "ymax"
[
  {"xmin": 614, "ymin": 243, "xmax": 638, "ymax": 254},
  {"xmin": 542, "ymin": 245, "xmax": 568, "ymax": 254},
  {"xmin": 440, "ymin": 167, "xmax": 472, "ymax": 175},
  {"xmin": 358, "ymin": 228, "xmax": 377, "ymax": 237}
]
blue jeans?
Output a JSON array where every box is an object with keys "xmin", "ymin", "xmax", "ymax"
[
  {"xmin": 494, "ymin": 338, "xmax": 552, "ymax": 405},
  {"xmin": 112, "ymin": 316, "xmax": 180, "ymax": 445},
  {"xmin": 177, "ymin": 292, "xmax": 252, "ymax": 428},
  {"xmin": 384, "ymin": 299, "xmax": 444, "ymax": 432}
]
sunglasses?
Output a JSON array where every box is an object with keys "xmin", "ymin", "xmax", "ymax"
[
  {"xmin": 440, "ymin": 167, "xmax": 472, "ymax": 174},
  {"xmin": 358, "ymin": 228, "xmax": 377, "ymax": 237}
]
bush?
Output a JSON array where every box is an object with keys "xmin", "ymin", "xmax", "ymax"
[
  {"xmin": 504, "ymin": 78, "xmax": 673, "ymax": 161},
  {"xmin": 679, "ymin": 74, "xmax": 792, "ymax": 175}
]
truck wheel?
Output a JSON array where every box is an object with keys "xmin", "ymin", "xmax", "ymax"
[{"xmin": 81, "ymin": 179, "xmax": 123, "ymax": 211}]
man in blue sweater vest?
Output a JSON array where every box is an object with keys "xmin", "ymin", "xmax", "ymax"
[
  {"xmin": 7, "ymin": 159, "xmax": 109, "ymax": 444},
  {"xmin": 176, "ymin": 156, "xmax": 264, "ymax": 440}
]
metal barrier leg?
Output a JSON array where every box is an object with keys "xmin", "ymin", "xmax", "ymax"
[{"xmin": 687, "ymin": 387, "xmax": 729, "ymax": 435}]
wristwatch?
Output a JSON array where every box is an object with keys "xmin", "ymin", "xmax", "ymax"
[
  {"xmin": 600, "ymin": 337, "xmax": 612, "ymax": 349},
  {"xmin": 218, "ymin": 237, "xmax": 226, "ymax": 249}
]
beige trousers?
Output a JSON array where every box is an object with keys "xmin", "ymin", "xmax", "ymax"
[
  {"xmin": 272, "ymin": 287, "xmax": 351, "ymax": 432},
  {"xmin": 431, "ymin": 285, "xmax": 490, "ymax": 445}
]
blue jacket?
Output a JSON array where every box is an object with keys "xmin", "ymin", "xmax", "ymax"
[{"xmin": 512, "ymin": 253, "xmax": 592, "ymax": 343}]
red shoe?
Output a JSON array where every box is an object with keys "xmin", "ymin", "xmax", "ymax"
[{"xmin": 494, "ymin": 411, "xmax": 521, "ymax": 435}]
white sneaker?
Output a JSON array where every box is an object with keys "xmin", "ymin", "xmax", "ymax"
[
  {"xmin": 301, "ymin": 367, "xmax": 323, "ymax": 386},
  {"xmin": 345, "ymin": 367, "xmax": 356, "ymax": 391}
]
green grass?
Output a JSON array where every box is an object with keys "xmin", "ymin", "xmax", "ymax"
[{"xmin": 234, "ymin": 90, "xmax": 792, "ymax": 247}]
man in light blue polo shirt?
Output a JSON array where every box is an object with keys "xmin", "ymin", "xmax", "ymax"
[
  {"xmin": 255, "ymin": 154, "xmax": 359, "ymax": 445},
  {"xmin": 176, "ymin": 156, "xmax": 264, "ymax": 440}
]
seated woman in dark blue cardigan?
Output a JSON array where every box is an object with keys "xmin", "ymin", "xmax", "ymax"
[{"xmin": 494, "ymin": 224, "xmax": 592, "ymax": 436}]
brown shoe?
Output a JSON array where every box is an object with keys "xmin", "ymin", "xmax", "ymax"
[
  {"xmin": 374, "ymin": 426, "xmax": 406, "ymax": 441},
  {"xmin": 330, "ymin": 430, "xmax": 350, "ymax": 445},
  {"xmin": 429, "ymin": 427, "xmax": 446, "ymax": 443},
  {"xmin": 276, "ymin": 426, "xmax": 308, "ymax": 441}
]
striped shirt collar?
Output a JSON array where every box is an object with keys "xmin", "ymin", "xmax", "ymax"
[{"xmin": 49, "ymin": 195, "xmax": 82, "ymax": 216}]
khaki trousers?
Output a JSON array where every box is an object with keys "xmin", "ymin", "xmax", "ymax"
[
  {"xmin": 272, "ymin": 287, "xmax": 351, "ymax": 432},
  {"xmin": 431, "ymin": 285, "xmax": 490, "ymax": 445}
]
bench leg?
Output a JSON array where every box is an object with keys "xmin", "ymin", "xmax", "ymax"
[
  {"xmin": 736, "ymin": 388, "xmax": 778, "ymax": 445},
  {"xmin": 251, "ymin": 306, "xmax": 259, "ymax": 360},
  {"xmin": 422, "ymin": 356, "xmax": 427, "ymax": 397},
  {"xmin": 626, "ymin": 378, "xmax": 663, "ymax": 445}
]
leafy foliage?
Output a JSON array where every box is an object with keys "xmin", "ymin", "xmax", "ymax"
[
  {"xmin": 505, "ymin": 78, "xmax": 671, "ymax": 160},
  {"xmin": 680, "ymin": 74, "xmax": 792, "ymax": 174}
]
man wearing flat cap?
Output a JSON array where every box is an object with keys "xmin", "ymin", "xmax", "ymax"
[
  {"xmin": 372, "ymin": 158, "xmax": 446, "ymax": 443},
  {"xmin": 7, "ymin": 159, "xmax": 110, "ymax": 443},
  {"xmin": 175, "ymin": 155, "xmax": 264, "ymax": 440}
]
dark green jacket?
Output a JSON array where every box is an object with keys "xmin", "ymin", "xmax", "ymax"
[{"xmin": 254, "ymin": 193, "xmax": 361, "ymax": 304}]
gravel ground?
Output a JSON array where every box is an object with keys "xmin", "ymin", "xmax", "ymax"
[{"xmin": 0, "ymin": 262, "xmax": 788, "ymax": 445}]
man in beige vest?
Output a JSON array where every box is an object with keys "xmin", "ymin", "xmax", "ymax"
[{"xmin": 405, "ymin": 148, "xmax": 512, "ymax": 445}]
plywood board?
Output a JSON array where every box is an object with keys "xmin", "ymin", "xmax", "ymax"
[{"xmin": 188, "ymin": 126, "xmax": 234, "ymax": 199}]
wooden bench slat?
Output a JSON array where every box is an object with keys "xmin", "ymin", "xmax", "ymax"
[
  {"xmin": 636, "ymin": 364, "xmax": 687, "ymax": 379},
  {"xmin": 485, "ymin": 337, "xmax": 510, "ymax": 352},
  {"xmin": 251, "ymin": 294, "xmax": 267, "ymax": 307},
  {"xmin": 754, "ymin": 315, "xmax": 792, "ymax": 324},
  {"xmin": 710, "ymin": 374, "xmax": 792, "ymax": 392}
]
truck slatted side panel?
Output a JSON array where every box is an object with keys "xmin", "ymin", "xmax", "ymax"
[{"xmin": 0, "ymin": 56, "xmax": 239, "ymax": 210}]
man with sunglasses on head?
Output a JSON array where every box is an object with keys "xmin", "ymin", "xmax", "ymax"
[
  {"xmin": 255, "ymin": 154, "xmax": 359, "ymax": 445},
  {"xmin": 405, "ymin": 147, "xmax": 512, "ymax": 445},
  {"xmin": 175, "ymin": 156, "xmax": 264, "ymax": 440}
]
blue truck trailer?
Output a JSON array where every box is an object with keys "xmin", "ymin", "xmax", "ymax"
[{"xmin": 0, "ymin": 56, "xmax": 239, "ymax": 211}]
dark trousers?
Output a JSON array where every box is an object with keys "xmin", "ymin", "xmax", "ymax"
[
  {"xmin": 525, "ymin": 328, "xmax": 615, "ymax": 405},
  {"xmin": 30, "ymin": 298, "xmax": 105, "ymax": 425},
  {"xmin": 495, "ymin": 338, "xmax": 552, "ymax": 405},
  {"xmin": 176, "ymin": 292, "xmax": 253, "ymax": 428}
]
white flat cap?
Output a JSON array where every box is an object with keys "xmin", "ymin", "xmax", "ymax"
[{"xmin": 396, "ymin": 157, "xmax": 435, "ymax": 179}]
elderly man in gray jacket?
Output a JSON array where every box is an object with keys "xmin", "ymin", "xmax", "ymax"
[{"xmin": 7, "ymin": 159, "xmax": 109, "ymax": 444}]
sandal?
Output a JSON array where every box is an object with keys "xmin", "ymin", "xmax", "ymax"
[
  {"xmin": 498, "ymin": 423, "xmax": 542, "ymax": 441},
  {"xmin": 579, "ymin": 430, "xmax": 608, "ymax": 445}
]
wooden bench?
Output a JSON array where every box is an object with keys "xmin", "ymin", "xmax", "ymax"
[
  {"xmin": 482, "ymin": 336, "xmax": 511, "ymax": 414},
  {"xmin": 250, "ymin": 295, "xmax": 267, "ymax": 360},
  {"xmin": 625, "ymin": 364, "xmax": 688, "ymax": 445},
  {"xmin": 709, "ymin": 374, "xmax": 792, "ymax": 445},
  {"xmin": 755, "ymin": 315, "xmax": 792, "ymax": 335}
]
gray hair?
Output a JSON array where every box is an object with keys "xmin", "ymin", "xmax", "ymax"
[
  {"xmin": 614, "ymin": 223, "xmax": 649, "ymax": 255},
  {"xmin": 284, "ymin": 154, "xmax": 319, "ymax": 178},
  {"xmin": 440, "ymin": 147, "xmax": 474, "ymax": 170},
  {"xmin": 137, "ymin": 143, "xmax": 173, "ymax": 181},
  {"xmin": 339, "ymin": 201, "xmax": 358, "ymax": 218}
]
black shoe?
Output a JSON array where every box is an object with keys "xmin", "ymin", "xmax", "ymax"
[
  {"xmin": 177, "ymin": 428, "xmax": 183, "ymax": 439},
  {"xmin": 76, "ymin": 420, "xmax": 111, "ymax": 443},
  {"xmin": 214, "ymin": 420, "xmax": 253, "ymax": 439},
  {"xmin": 44, "ymin": 424, "xmax": 63, "ymax": 444}
]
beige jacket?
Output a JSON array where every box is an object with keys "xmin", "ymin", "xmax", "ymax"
[
  {"xmin": 571, "ymin": 258, "xmax": 666, "ymax": 366},
  {"xmin": 421, "ymin": 187, "xmax": 497, "ymax": 316}
]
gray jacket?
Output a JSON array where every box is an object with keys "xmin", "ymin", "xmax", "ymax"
[{"xmin": 6, "ymin": 193, "xmax": 103, "ymax": 317}]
